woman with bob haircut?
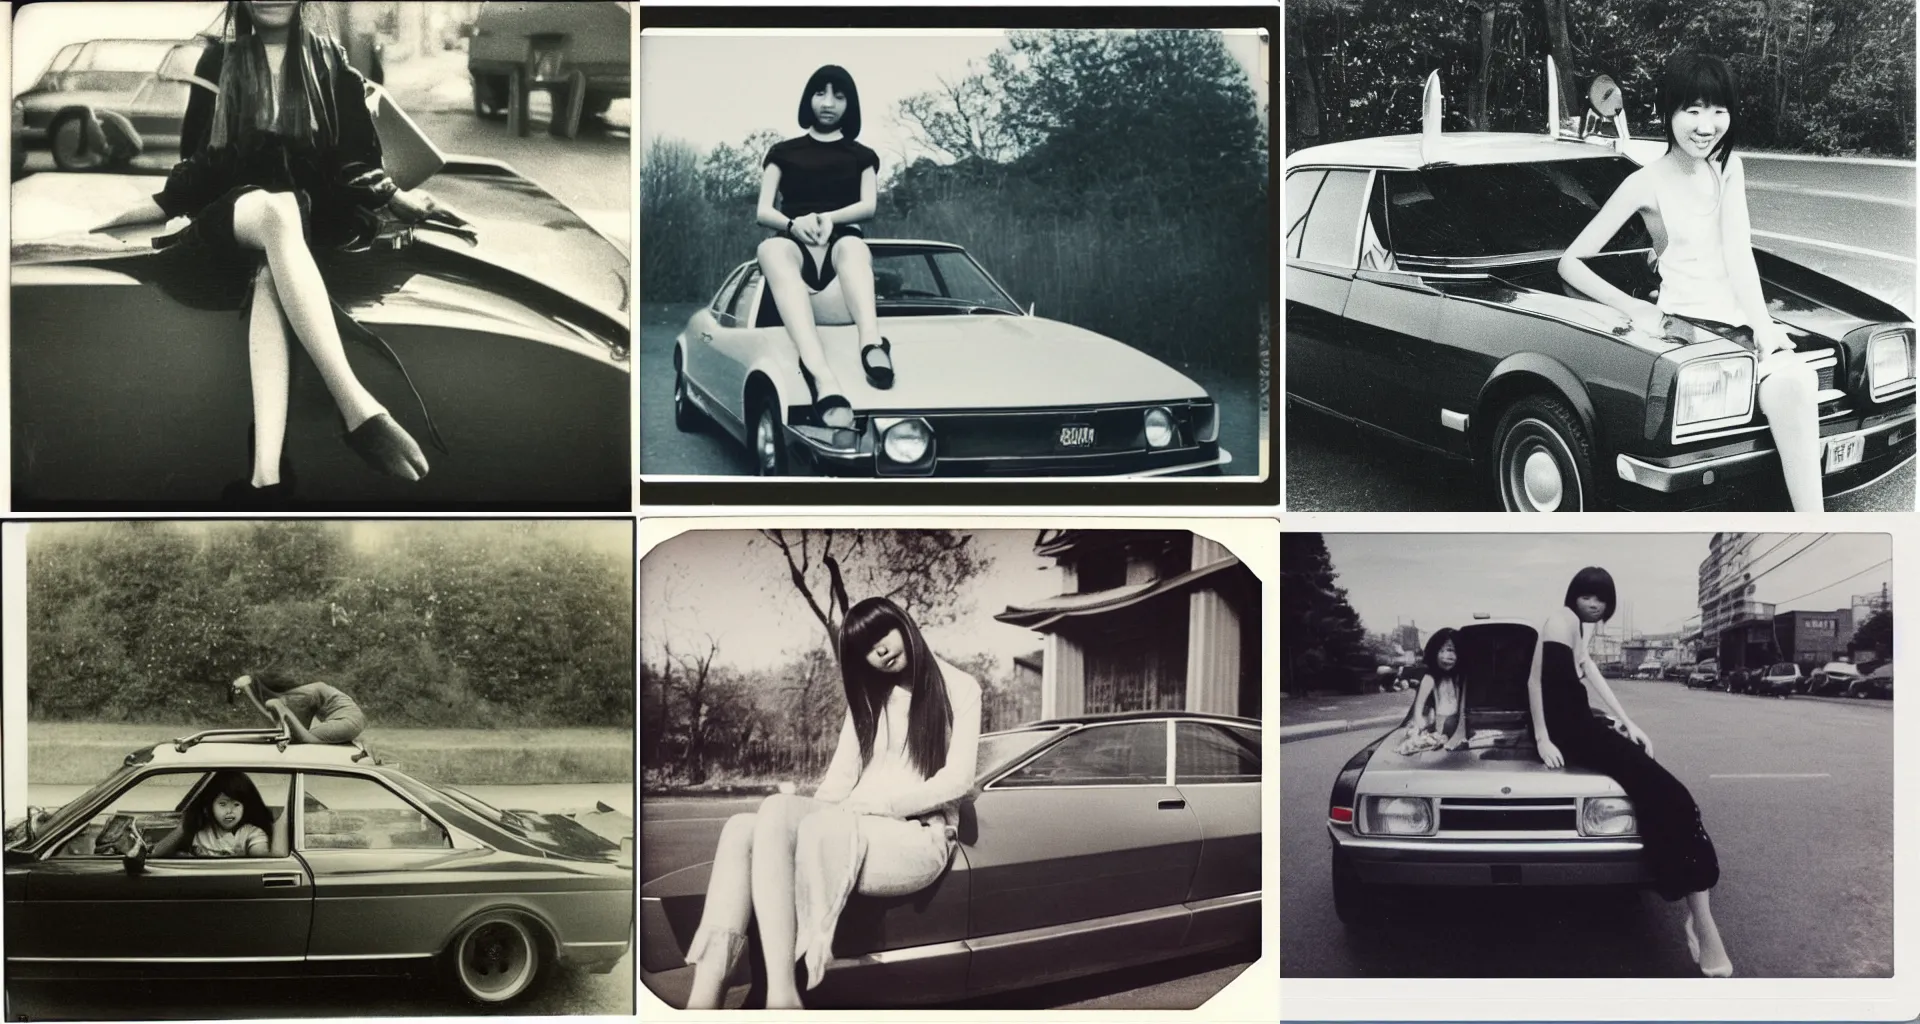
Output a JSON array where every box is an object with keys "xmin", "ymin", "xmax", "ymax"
[
  {"xmin": 1400, "ymin": 627, "xmax": 1468, "ymax": 754},
  {"xmin": 1528, "ymin": 566, "xmax": 1730, "ymax": 976},
  {"xmin": 1559, "ymin": 52, "xmax": 1823, "ymax": 511},
  {"xmin": 681, "ymin": 596, "xmax": 982, "ymax": 1008},
  {"xmin": 91, "ymin": 1, "xmax": 452, "ymax": 505},
  {"xmin": 754, "ymin": 64, "xmax": 892, "ymax": 430}
]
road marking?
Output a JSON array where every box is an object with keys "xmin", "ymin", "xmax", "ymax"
[
  {"xmin": 1747, "ymin": 182, "xmax": 1915, "ymax": 208},
  {"xmin": 1753, "ymin": 230, "xmax": 1916, "ymax": 265},
  {"xmin": 1708, "ymin": 772, "xmax": 1832, "ymax": 779}
]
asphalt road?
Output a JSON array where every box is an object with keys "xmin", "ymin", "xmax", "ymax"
[
  {"xmin": 641, "ymin": 795, "xmax": 1255, "ymax": 1009},
  {"xmin": 1287, "ymin": 155, "xmax": 1917, "ymax": 511},
  {"xmin": 1280, "ymin": 679, "xmax": 1894, "ymax": 978},
  {"xmin": 638, "ymin": 302, "xmax": 1267, "ymax": 478}
]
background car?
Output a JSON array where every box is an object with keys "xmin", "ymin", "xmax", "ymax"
[
  {"xmin": 1752, "ymin": 662, "xmax": 1804, "ymax": 697},
  {"xmin": 468, "ymin": 0, "xmax": 629, "ymax": 137},
  {"xmin": 1631, "ymin": 663, "xmax": 1661, "ymax": 680},
  {"xmin": 1684, "ymin": 662, "xmax": 1719, "ymax": 689},
  {"xmin": 3, "ymin": 728, "xmax": 633, "ymax": 1005},
  {"xmin": 14, "ymin": 37, "xmax": 206, "ymax": 170},
  {"xmin": 1849, "ymin": 663, "xmax": 1894, "ymax": 699},
  {"xmin": 1663, "ymin": 663, "xmax": 1693, "ymax": 683},
  {"xmin": 1327, "ymin": 617, "xmax": 1650, "ymax": 924},
  {"xmin": 674, "ymin": 241, "xmax": 1229, "ymax": 478},
  {"xmin": 641, "ymin": 711, "xmax": 1260, "ymax": 1008},
  {"xmin": 1722, "ymin": 667, "xmax": 1753, "ymax": 694},
  {"xmin": 1806, "ymin": 661, "xmax": 1863, "ymax": 697},
  {"xmin": 1284, "ymin": 69, "xmax": 1916, "ymax": 511}
]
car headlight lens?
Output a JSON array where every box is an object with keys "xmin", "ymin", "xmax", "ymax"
[
  {"xmin": 1581, "ymin": 796, "xmax": 1637, "ymax": 836},
  {"xmin": 881, "ymin": 419, "xmax": 931, "ymax": 464},
  {"xmin": 1673, "ymin": 356, "xmax": 1755, "ymax": 432},
  {"xmin": 1869, "ymin": 328, "xmax": 1913, "ymax": 398},
  {"xmin": 1143, "ymin": 407, "xmax": 1175, "ymax": 449},
  {"xmin": 1361, "ymin": 796, "xmax": 1434, "ymax": 836}
]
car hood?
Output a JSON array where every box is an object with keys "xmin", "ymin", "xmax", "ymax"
[
  {"xmin": 805, "ymin": 315, "xmax": 1207, "ymax": 411},
  {"xmin": 1360, "ymin": 743, "xmax": 1623, "ymax": 798}
]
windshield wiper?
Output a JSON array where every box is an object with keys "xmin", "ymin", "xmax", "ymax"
[{"xmin": 964, "ymin": 306, "xmax": 1018, "ymax": 315}]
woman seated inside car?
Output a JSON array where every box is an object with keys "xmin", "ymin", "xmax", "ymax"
[{"xmin": 123, "ymin": 771, "xmax": 283, "ymax": 861}]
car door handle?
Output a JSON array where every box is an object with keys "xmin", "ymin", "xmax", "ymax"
[
  {"xmin": 699, "ymin": 332, "xmax": 712, "ymax": 342},
  {"xmin": 1157, "ymin": 798, "xmax": 1186, "ymax": 810},
  {"xmin": 261, "ymin": 872, "xmax": 303, "ymax": 888}
]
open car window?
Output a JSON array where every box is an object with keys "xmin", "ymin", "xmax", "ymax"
[
  {"xmin": 49, "ymin": 770, "xmax": 290, "ymax": 860},
  {"xmin": 993, "ymin": 721, "xmax": 1168, "ymax": 788},
  {"xmin": 1384, "ymin": 158, "xmax": 1648, "ymax": 262}
]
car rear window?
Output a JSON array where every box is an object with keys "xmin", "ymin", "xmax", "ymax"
[
  {"xmin": 1770, "ymin": 663, "xmax": 1796, "ymax": 674},
  {"xmin": 1295, "ymin": 169, "xmax": 1369, "ymax": 267},
  {"xmin": 1384, "ymin": 158, "xmax": 1648, "ymax": 260}
]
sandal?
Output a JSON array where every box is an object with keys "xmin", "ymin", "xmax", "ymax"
[
  {"xmin": 861, "ymin": 337, "xmax": 894, "ymax": 389},
  {"xmin": 797, "ymin": 362, "xmax": 855, "ymax": 430},
  {"xmin": 343, "ymin": 412, "xmax": 429, "ymax": 481}
]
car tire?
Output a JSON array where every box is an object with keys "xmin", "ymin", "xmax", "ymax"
[
  {"xmin": 444, "ymin": 911, "xmax": 545, "ymax": 1005},
  {"xmin": 1490, "ymin": 394, "xmax": 1596, "ymax": 512},
  {"xmin": 673, "ymin": 352, "xmax": 704, "ymax": 432},
  {"xmin": 750, "ymin": 394, "xmax": 789, "ymax": 476},
  {"xmin": 48, "ymin": 112, "xmax": 107, "ymax": 172},
  {"xmin": 1331, "ymin": 851, "xmax": 1377, "ymax": 926}
]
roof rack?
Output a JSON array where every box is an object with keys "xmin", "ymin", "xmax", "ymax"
[{"xmin": 172, "ymin": 724, "xmax": 291, "ymax": 754}]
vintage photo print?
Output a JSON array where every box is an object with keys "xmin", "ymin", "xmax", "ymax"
[
  {"xmin": 1281, "ymin": 526, "xmax": 1913, "ymax": 1017},
  {"xmin": 640, "ymin": 521, "xmax": 1271, "ymax": 1012},
  {"xmin": 10, "ymin": 2, "xmax": 633, "ymax": 512},
  {"xmin": 638, "ymin": 8, "xmax": 1276, "ymax": 505},
  {"xmin": 1283, "ymin": 0, "xmax": 1916, "ymax": 512},
  {"xmin": 0, "ymin": 519, "xmax": 636, "ymax": 1017}
]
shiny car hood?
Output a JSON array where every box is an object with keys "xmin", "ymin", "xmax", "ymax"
[{"xmin": 796, "ymin": 315, "xmax": 1208, "ymax": 411}]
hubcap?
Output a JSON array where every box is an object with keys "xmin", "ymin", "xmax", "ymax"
[
  {"xmin": 460, "ymin": 920, "xmax": 532, "ymax": 999},
  {"xmin": 1521, "ymin": 449, "xmax": 1564, "ymax": 510}
]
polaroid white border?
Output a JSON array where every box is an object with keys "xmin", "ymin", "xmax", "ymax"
[
  {"xmin": 1278, "ymin": 511, "xmax": 1918, "ymax": 1022},
  {"xmin": 637, "ymin": 514, "xmax": 1279, "ymax": 1021}
]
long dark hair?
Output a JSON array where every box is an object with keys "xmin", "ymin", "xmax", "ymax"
[
  {"xmin": 838, "ymin": 597, "xmax": 951, "ymax": 778},
  {"xmin": 209, "ymin": 1, "xmax": 338, "ymax": 150},
  {"xmin": 1656, "ymin": 52, "xmax": 1740, "ymax": 171},
  {"xmin": 1423, "ymin": 627, "xmax": 1460, "ymax": 681},
  {"xmin": 1564, "ymin": 566, "xmax": 1619, "ymax": 623},
  {"xmin": 797, "ymin": 64, "xmax": 863, "ymax": 140},
  {"xmin": 186, "ymin": 770, "xmax": 275, "ymax": 836}
]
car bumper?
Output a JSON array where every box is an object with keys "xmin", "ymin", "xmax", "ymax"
[
  {"xmin": 1330, "ymin": 826, "xmax": 1650, "ymax": 887},
  {"xmin": 788, "ymin": 424, "xmax": 1232, "ymax": 478},
  {"xmin": 1613, "ymin": 406, "xmax": 1915, "ymax": 509}
]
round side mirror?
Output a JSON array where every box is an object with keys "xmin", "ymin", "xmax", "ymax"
[{"xmin": 1588, "ymin": 75, "xmax": 1623, "ymax": 118}]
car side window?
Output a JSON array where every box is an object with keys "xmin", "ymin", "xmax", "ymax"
[
  {"xmin": 708, "ymin": 266, "xmax": 745, "ymax": 319},
  {"xmin": 301, "ymin": 774, "xmax": 451, "ymax": 851},
  {"xmin": 725, "ymin": 268, "xmax": 763, "ymax": 327},
  {"xmin": 1295, "ymin": 169, "xmax": 1370, "ymax": 268},
  {"xmin": 1360, "ymin": 178, "xmax": 1394, "ymax": 271},
  {"xmin": 994, "ymin": 722, "xmax": 1168, "ymax": 788},
  {"xmin": 50, "ymin": 771, "xmax": 290, "ymax": 860},
  {"xmin": 1284, "ymin": 169, "xmax": 1326, "ymax": 259},
  {"xmin": 1174, "ymin": 723, "xmax": 1260, "ymax": 784}
]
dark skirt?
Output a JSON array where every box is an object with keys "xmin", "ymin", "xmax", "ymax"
[{"xmin": 764, "ymin": 223, "xmax": 865, "ymax": 293}]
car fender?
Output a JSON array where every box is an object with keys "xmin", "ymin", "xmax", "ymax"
[
  {"xmin": 1472, "ymin": 352, "xmax": 1600, "ymax": 455},
  {"xmin": 435, "ymin": 898, "xmax": 567, "ymax": 962}
]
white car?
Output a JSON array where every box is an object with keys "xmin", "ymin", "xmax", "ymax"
[{"xmin": 671, "ymin": 239, "xmax": 1231, "ymax": 477}]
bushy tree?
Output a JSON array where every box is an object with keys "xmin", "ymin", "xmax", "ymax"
[{"xmin": 1281, "ymin": 533, "xmax": 1376, "ymax": 695}]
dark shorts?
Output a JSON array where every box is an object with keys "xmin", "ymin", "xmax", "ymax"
[
  {"xmin": 1669, "ymin": 313, "xmax": 1757, "ymax": 351},
  {"xmin": 765, "ymin": 223, "xmax": 864, "ymax": 293}
]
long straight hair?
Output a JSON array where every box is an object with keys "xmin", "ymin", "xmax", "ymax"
[
  {"xmin": 209, "ymin": 0, "xmax": 336, "ymax": 150},
  {"xmin": 837, "ymin": 597, "xmax": 952, "ymax": 779}
]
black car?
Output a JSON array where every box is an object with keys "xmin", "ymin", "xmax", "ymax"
[
  {"xmin": 1284, "ymin": 71, "xmax": 1916, "ymax": 511},
  {"xmin": 1849, "ymin": 663, "xmax": 1893, "ymax": 700}
]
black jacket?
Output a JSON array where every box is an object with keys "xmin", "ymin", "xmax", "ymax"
[{"xmin": 154, "ymin": 36, "xmax": 397, "ymax": 248}]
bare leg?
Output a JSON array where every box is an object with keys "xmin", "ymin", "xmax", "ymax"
[
  {"xmin": 756, "ymin": 237, "xmax": 851, "ymax": 428},
  {"xmin": 684, "ymin": 812, "xmax": 757, "ymax": 1009},
  {"xmin": 246, "ymin": 268, "xmax": 291, "ymax": 488},
  {"xmin": 231, "ymin": 191, "xmax": 428, "ymax": 479},
  {"xmin": 1758, "ymin": 355, "xmax": 1822, "ymax": 512},
  {"xmin": 1684, "ymin": 889, "xmax": 1732, "ymax": 976},
  {"xmin": 831, "ymin": 237, "xmax": 883, "ymax": 351},
  {"xmin": 749, "ymin": 792, "xmax": 825, "ymax": 1008}
]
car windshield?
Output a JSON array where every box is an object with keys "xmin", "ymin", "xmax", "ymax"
[
  {"xmin": 1770, "ymin": 663, "xmax": 1796, "ymax": 675},
  {"xmin": 976, "ymin": 727, "xmax": 1066, "ymax": 778},
  {"xmin": 52, "ymin": 40, "xmax": 176, "ymax": 75},
  {"xmin": 4, "ymin": 765, "xmax": 134, "ymax": 849},
  {"xmin": 871, "ymin": 247, "xmax": 1021, "ymax": 315},
  {"xmin": 1383, "ymin": 158, "xmax": 1648, "ymax": 261}
]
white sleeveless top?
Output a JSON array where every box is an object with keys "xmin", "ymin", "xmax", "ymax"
[{"xmin": 1648, "ymin": 159, "xmax": 1748, "ymax": 327}]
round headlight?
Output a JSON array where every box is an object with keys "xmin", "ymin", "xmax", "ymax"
[
  {"xmin": 882, "ymin": 419, "xmax": 931, "ymax": 464},
  {"xmin": 1363, "ymin": 795, "xmax": 1433, "ymax": 836},
  {"xmin": 1581, "ymin": 796, "xmax": 1637, "ymax": 836},
  {"xmin": 1143, "ymin": 407, "xmax": 1175, "ymax": 448}
]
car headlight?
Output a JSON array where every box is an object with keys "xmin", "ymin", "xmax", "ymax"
[
  {"xmin": 881, "ymin": 419, "xmax": 931, "ymax": 464},
  {"xmin": 1673, "ymin": 355, "xmax": 1755, "ymax": 435},
  {"xmin": 1143, "ymin": 407, "xmax": 1175, "ymax": 448},
  {"xmin": 1580, "ymin": 796, "xmax": 1637, "ymax": 836},
  {"xmin": 1868, "ymin": 328, "xmax": 1914, "ymax": 399},
  {"xmin": 1360, "ymin": 795, "xmax": 1434, "ymax": 836},
  {"xmin": 1193, "ymin": 402, "xmax": 1219, "ymax": 443}
]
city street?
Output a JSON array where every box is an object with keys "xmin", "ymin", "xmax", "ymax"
[
  {"xmin": 1280, "ymin": 679, "xmax": 1894, "ymax": 977},
  {"xmin": 642, "ymin": 796, "xmax": 1255, "ymax": 1009},
  {"xmin": 1286, "ymin": 155, "xmax": 1916, "ymax": 511}
]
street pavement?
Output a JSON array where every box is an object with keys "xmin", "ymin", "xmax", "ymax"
[
  {"xmin": 1281, "ymin": 679, "xmax": 1894, "ymax": 977},
  {"xmin": 641, "ymin": 795, "xmax": 1255, "ymax": 1009},
  {"xmin": 1287, "ymin": 155, "xmax": 1917, "ymax": 511}
]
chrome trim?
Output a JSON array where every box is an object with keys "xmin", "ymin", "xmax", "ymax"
[
  {"xmin": 1400, "ymin": 246, "xmax": 1653, "ymax": 270},
  {"xmin": 1186, "ymin": 890, "xmax": 1261, "ymax": 912},
  {"xmin": 967, "ymin": 903, "xmax": 1188, "ymax": 952},
  {"xmin": 1814, "ymin": 388, "xmax": 1849, "ymax": 405},
  {"xmin": 1868, "ymin": 327, "xmax": 1916, "ymax": 401},
  {"xmin": 562, "ymin": 941, "xmax": 633, "ymax": 950},
  {"xmin": 1337, "ymin": 836, "xmax": 1644, "ymax": 854},
  {"xmin": 1827, "ymin": 450, "xmax": 1917, "ymax": 498},
  {"xmin": 8, "ymin": 955, "xmax": 306, "ymax": 964},
  {"xmin": 1619, "ymin": 412, "xmax": 1916, "ymax": 491},
  {"xmin": 1440, "ymin": 408, "xmax": 1469, "ymax": 432},
  {"xmin": 836, "ymin": 940, "xmax": 970, "ymax": 966},
  {"xmin": 305, "ymin": 953, "xmax": 434, "ymax": 961}
]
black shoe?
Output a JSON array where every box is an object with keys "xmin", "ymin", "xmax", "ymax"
[
  {"xmin": 220, "ymin": 479, "xmax": 295, "ymax": 509},
  {"xmin": 860, "ymin": 337, "xmax": 894, "ymax": 389},
  {"xmin": 343, "ymin": 413, "xmax": 429, "ymax": 481}
]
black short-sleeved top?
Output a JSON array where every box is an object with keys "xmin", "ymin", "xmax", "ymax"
[{"xmin": 763, "ymin": 135, "xmax": 879, "ymax": 219}]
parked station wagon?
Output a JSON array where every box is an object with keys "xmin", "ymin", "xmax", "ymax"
[
  {"xmin": 1326, "ymin": 618, "xmax": 1649, "ymax": 921},
  {"xmin": 1286, "ymin": 68, "xmax": 1916, "ymax": 510}
]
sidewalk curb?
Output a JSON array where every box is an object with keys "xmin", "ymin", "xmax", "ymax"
[{"xmin": 1279, "ymin": 713, "xmax": 1405, "ymax": 744}]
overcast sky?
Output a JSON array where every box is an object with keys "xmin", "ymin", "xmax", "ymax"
[
  {"xmin": 638, "ymin": 28, "xmax": 1269, "ymax": 177},
  {"xmin": 1320, "ymin": 533, "xmax": 1892, "ymax": 642},
  {"xmin": 640, "ymin": 529, "xmax": 1065, "ymax": 673}
]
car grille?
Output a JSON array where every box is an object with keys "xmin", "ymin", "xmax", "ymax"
[
  {"xmin": 925, "ymin": 403, "xmax": 1207, "ymax": 460},
  {"xmin": 1804, "ymin": 348, "xmax": 1838, "ymax": 392},
  {"xmin": 1437, "ymin": 797, "xmax": 1577, "ymax": 832}
]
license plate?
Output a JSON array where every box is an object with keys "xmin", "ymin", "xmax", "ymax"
[
  {"xmin": 1825, "ymin": 433, "xmax": 1864, "ymax": 473},
  {"xmin": 1057, "ymin": 424, "xmax": 1096, "ymax": 449}
]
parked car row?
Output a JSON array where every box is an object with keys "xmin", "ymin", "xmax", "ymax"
[{"xmin": 1702, "ymin": 661, "xmax": 1890, "ymax": 699}]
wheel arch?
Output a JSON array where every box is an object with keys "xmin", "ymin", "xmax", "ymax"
[
  {"xmin": 1470, "ymin": 355, "xmax": 1599, "ymax": 459},
  {"xmin": 437, "ymin": 899, "xmax": 562, "ymax": 964}
]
